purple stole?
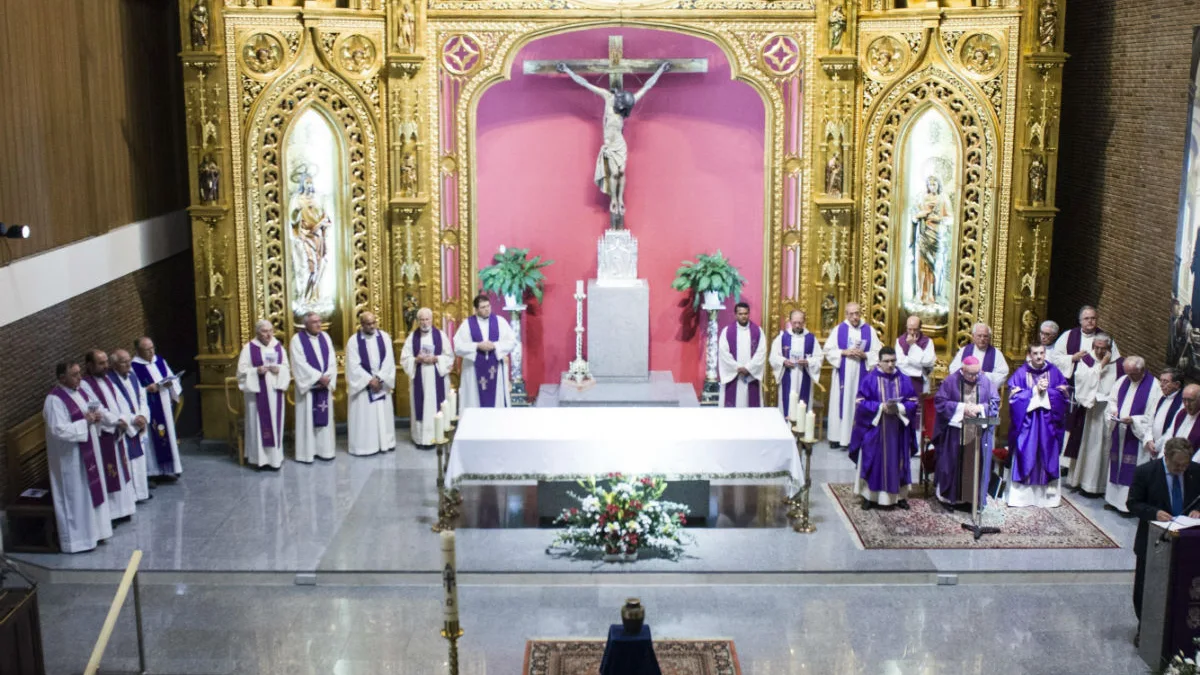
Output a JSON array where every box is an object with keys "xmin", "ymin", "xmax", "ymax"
[
  {"xmin": 468, "ymin": 315, "xmax": 502, "ymax": 408},
  {"xmin": 1157, "ymin": 393, "xmax": 1184, "ymax": 438},
  {"xmin": 1064, "ymin": 353, "xmax": 1123, "ymax": 460},
  {"xmin": 724, "ymin": 323, "xmax": 763, "ymax": 408},
  {"xmin": 837, "ymin": 322, "xmax": 874, "ymax": 416},
  {"xmin": 898, "ymin": 334, "xmax": 931, "ymax": 391},
  {"xmin": 1173, "ymin": 410, "xmax": 1200, "ymax": 450},
  {"xmin": 249, "ymin": 341, "xmax": 285, "ymax": 447},
  {"xmin": 1109, "ymin": 375, "xmax": 1154, "ymax": 487},
  {"xmin": 409, "ymin": 328, "xmax": 446, "ymax": 422},
  {"xmin": 130, "ymin": 356, "xmax": 177, "ymax": 474},
  {"xmin": 107, "ymin": 372, "xmax": 145, "ymax": 459},
  {"xmin": 961, "ymin": 343, "xmax": 998, "ymax": 373},
  {"xmin": 357, "ymin": 331, "xmax": 389, "ymax": 403},
  {"xmin": 779, "ymin": 331, "xmax": 816, "ymax": 408},
  {"xmin": 1064, "ymin": 327, "xmax": 1105, "ymax": 357},
  {"xmin": 298, "ymin": 332, "xmax": 331, "ymax": 427},
  {"xmin": 50, "ymin": 386, "xmax": 105, "ymax": 507},
  {"xmin": 81, "ymin": 376, "xmax": 130, "ymax": 493}
]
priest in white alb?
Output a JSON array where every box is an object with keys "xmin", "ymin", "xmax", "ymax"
[
  {"xmin": 719, "ymin": 302, "xmax": 767, "ymax": 407},
  {"xmin": 108, "ymin": 349, "xmax": 152, "ymax": 502},
  {"xmin": 290, "ymin": 312, "xmax": 338, "ymax": 463},
  {"xmin": 1104, "ymin": 356, "xmax": 1160, "ymax": 512},
  {"xmin": 238, "ymin": 320, "xmax": 291, "ymax": 469},
  {"xmin": 824, "ymin": 302, "xmax": 880, "ymax": 448},
  {"xmin": 1063, "ymin": 333, "xmax": 1120, "ymax": 494},
  {"xmin": 455, "ymin": 294, "xmax": 516, "ymax": 409},
  {"xmin": 769, "ymin": 309, "xmax": 822, "ymax": 416},
  {"xmin": 131, "ymin": 336, "xmax": 184, "ymax": 480},
  {"xmin": 1054, "ymin": 306, "xmax": 1120, "ymax": 466},
  {"xmin": 1151, "ymin": 369, "xmax": 1184, "ymax": 455},
  {"xmin": 949, "ymin": 322, "xmax": 1009, "ymax": 391},
  {"xmin": 346, "ymin": 311, "xmax": 397, "ymax": 455},
  {"xmin": 80, "ymin": 350, "xmax": 136, "ymax": 521},
  {"xmin": 1169, "ymin": 384, "xmax": 1200, "ymax": 460},
  {"xmin": 401, "ymin": 307, "xmax": 454, "ymax": 448},
  {"xmin": 896, "ymin": 314, "xmax": 936, "ymax": 446},
  {"xmin": 44, "ymin": 361, "xmax": 112, "ymax": 553}
]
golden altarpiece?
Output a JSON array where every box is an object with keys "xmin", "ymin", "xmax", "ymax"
[{"xmin": 179, "ymin": 0, "xmax": 1067, "ymax": 439}]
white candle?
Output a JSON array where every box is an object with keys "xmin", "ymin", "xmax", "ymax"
[
  {"xmin": 805, "ymin": 411, "xmax": 817, "ymax": 440},
  {"xmin": 788, "ymin": 390, "xmax": 799, "ymax": 421},
  {"xmin": 449, "ymin": 389, "xmax": 458, "ymax": 420},
  {"xmin": 797, "ymin": 400, "xmax": 807, "ymax": 425},
  {"xmin": 441, "ymin": 530, "xmax": 459, "ymax": 623},
  {"xmin": 434, "ymin": 412, "xmax": 445, "ymax": 443},
  {"xmin": 576, "ymin": 279, "xmax": 584, "ymax": 295}
]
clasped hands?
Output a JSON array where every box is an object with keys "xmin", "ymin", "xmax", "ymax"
[
  {"xmin": 417, "ymin": 353, "xmax": 439, "ymax": 365},
  {"xmin": 368, "ymin": 376, "xmax": 384, "ymax": 394},
  {"xmin": 256, "ymin": 364, "xmax": 281, "ymax": 375},
  {"xmin": 844, "ymin": 348, "xmax": 867, "ymax": 361},
  {"xmin": 477, "ymin": 340, "xmax": 496, "ymax": 352},
  {"xmin": 783, "ymin": 358, "xmax": 808, "ymax": 368},
  {"xmin": 962, "ymin": 403, "xmax": 985, "ymax": 419}
]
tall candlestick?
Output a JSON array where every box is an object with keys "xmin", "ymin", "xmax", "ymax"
[
  {"xmin": 576, "ymin": 279, "xmax": 584, "ymax": 296},
  {"xmin": 441, "ymin": 530, "xmax": 459, "ymax": 623}
]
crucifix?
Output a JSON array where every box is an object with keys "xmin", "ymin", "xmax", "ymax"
[{"xmin": 524, "ymin": 36, "xmax": 707, "ymax": 230}]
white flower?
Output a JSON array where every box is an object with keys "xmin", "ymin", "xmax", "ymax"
[{"xmin": 498, "ymin": 244, "xmax": 507, "ymax": 254}]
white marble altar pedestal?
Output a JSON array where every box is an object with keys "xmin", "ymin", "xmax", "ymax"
[{"xmin": 587, "ymin": 278, "xmax": 649, "ymax": 381}]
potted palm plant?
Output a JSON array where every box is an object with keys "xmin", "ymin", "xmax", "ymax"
[
  {"xmin": 671, "ymin": 250, "xmax": 747, "ymax": 309},
  {"xmin": 478, "ymin": 245, "xmax": 553, "ymax": 307}
]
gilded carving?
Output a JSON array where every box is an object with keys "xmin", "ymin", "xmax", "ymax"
[
  {"xmin": 397, "ymin": 0, "xmax": 416, "ymax": 53},
  {"xmin": 828, "ymin": 4, "xmax": 846, "ymax": 53},
  {"xmin": 866, "ymin": 37, "xmax": 905, "ymax": 80},
  {"xmin": 240, "ymin": 75, "xmax": 265, "ymax": 118},
  {"xmin": 189, "ymin": 0, "xmax": 210, "ymax": 51},
  {"xmin": 941, "ymin": 30, "xmax": 965, "ymax": 58},
  {"xmin": 206, "ymin": 306, "xmax": 226, "ymax": 353},
  {"xmin": 199, "ymin": 154, "xmax": 221, "ymax": 204},
  {"xmin": 825, "ymin": 153, "xmax": 843, "ymax": 197},
  {"xmin": 960, "ymin": 33, "xmax": 1003, "ymax": 79},
  {"xmin": 283, "ymin": 31, "xmax": 302, "ymax": 57},
  {"xmin": 1038, "ymin": 0, "xmax": 1059, "ymax": 52},
  {"xmin": 427, "ymin": 0, "xmax": 814, "ymax": 8},
  {"xmin": 338, "ymin": 35, "xmax": 379, "ymax": 75},
  {"xmin": 1028, "ymin": 154, "xmax": 1047, "ymax": 205},
  {"xmin": 242, "ymin": 34, "xmax": 284, "ymax": 75}
]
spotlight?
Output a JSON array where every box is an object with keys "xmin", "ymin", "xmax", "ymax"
[{"xmin": 0, "ymin": 223, "xmax": 30, "ymax": 239}]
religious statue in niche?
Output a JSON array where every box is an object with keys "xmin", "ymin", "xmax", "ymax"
[
  {"xmin": 396, "ymin": 0, "xmax": 416, "ymax": 54},
  {"xmin": 1038, "ymin": 0, "xmax": 1059, "ymax": 51},
  {"xmin": 825, "ymin": 152, "xmax": 843, "ymax": 197},
  {"xmin": 206, "ymin": 306, "xmax": 225, "ymax": 353},
  {"xmin": 244, "ymin": 34, "xmax": 283, "ymax": 75},
  {"xmin": 289, "ymin": 164, "xmax": 333, "ymax": 308},
  {"xmin": 821, "ymin": 294, "xmax": 838, "ymax": 332},
  {"xmin": 198, "ymin": 154, "xmax": 220, "ymax": 204},
  {"xmin": 828, "ymin": 3, "xmax": 847, "ymax": 53},
  {"xmin": 901, "ymin": 108, "xmax": 958, "ymax": 318},
  {"xmin": 400, "ymin": 150, "xmax": 418, "ymax": 198},
  {"xmin": 403, "ymin": 292, "xmax": 419, "ymax": 332},
  {"xmin": 1028, "ymin": 154, "xmax": 1047, "ymax": 205},
  {"xmin": 911, "ymin": 175, "xmax": 953, "ymax": 306},
  {"xmin": 189, "ymin": 0, "xmax": 209, "ymax": 50},
  {"xmin": 285, "ymin": 109, "xmax": 341, "ymax": 320}
]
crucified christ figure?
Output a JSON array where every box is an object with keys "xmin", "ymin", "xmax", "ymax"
[{"xmin": 556, "ymin": 61, "xmax": 670, "ymax": 223}]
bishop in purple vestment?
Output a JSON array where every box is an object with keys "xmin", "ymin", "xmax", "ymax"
[
  {"xmin": 848, "ymin": 347, "xmax": 918, "ymax": 509},
  {"xmin": 1006, "ymin": 344, "xmax": 1069, "ymax": 508},
  {"xmin": 933, "ymin": 356, "xmax": 1001, "ymax": 508}
]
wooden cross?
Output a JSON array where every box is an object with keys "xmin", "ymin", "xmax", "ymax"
[{"xmin": 523, "ymin": 35, "xmax": 708, "ymax": 90}]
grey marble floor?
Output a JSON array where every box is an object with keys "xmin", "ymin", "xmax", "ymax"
[{"xmin": 34, "ymin": 580, "xmax": 1150, "ymax": 675}]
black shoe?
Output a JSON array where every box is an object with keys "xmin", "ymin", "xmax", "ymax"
[
  {"xmin": 897, "ymin": 499, "xmax": 910, "ymax": 511},
  {"xmin": 830, "ymin": 441, "xmax": 842, "ymax": 449},
  {"xmin": 861, "ymin": 499, "xmax": 875, "ymax": 511},
  {"xmin": 114, "ymin": 515, "xmax": 133, "ymax": 524}
]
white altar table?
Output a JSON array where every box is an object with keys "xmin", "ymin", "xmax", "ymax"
[{"xmin": 444, "ymin": 407, "xmax": 801, "ymax": 489}]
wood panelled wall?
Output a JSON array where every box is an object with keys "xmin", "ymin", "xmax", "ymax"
[{"xmin": 0, "ymin": 0, "xmax": 187, "ymax": 261}]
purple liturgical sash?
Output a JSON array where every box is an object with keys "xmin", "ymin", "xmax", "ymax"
[
  {"xmin": 724, "ymin": 323, "xmax": 762, "ymax": 407},
  {"xmin": 409, "ymin": 328, "xmax": 446, "ymax": 422},
  {"xmin": 130, "ymin": 356, "xmax": 177, "ymax": 474},
  {"xmin": 1157, "ymin": 393, "xmax": 1184, "ymax": 438},
  {"xmin": 779, "ymin": 331, "xmax": 816, "ymax": 410},
  {"xmin": 83, "ymin": 376, "xmax": 130, "ymax": 492},
  {"xmin": 837, "ymin": 322, "xmax": 874, "ymax": 416},
  {"xmin": 107, "ymin": 372, "xmax": 145, "ymax": 459},
  {"xmin": 961, "ymin": 343, "xmax": 997, "ymax": 372},
  {"xmin": 1064, "ymin": 327, "xmax": 1105, "ymax": 357},
  {"xmin": 1109, "ymin": 375, "xmax": 1155, "ymax": 487},
  {"xmin": 298, "ymin": 332, "xmax": 331, "ymax": 427},
  {"xmin": 50, "ymin": 386, "xmax": 105, "ymax": 507},
  {"xmin": 249, "ymin": 341, "xmax": 285, "ymax": 447},
  {"xmin": 468, "ymin": 315, "xmax": 502, "ymax": 408},
  {"xmin": 1173, "ymin": 410, "xmax": 1200, "ymax": 450},
  {"xmin": 357, "ymin": 331, "xmax": 389, "ymax": 403}
]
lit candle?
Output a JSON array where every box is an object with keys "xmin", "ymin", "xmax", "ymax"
[
  {"xmin": 576, "ymin": 279, "xmax": 584, "ymax": 296},
  {"xmin": 788, "ymin": 390, "xmax": 799, "ymax": 421},
  {"xmin": 797, "ymin": 400, "xmax": 807, "ymax": 424},
  {"xmin": 804, "ymin": 411, "xmax": 817, "ymax": 440},
  {"xmin": 441, "ymin": 530, "xmax": 459, "ymax": 623}
]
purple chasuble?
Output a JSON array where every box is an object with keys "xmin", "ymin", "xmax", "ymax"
[
  {"xmin": 409, "ymin": 328, "xmax": 446, "ymax": 422},
  {"xmin": 298, "ymin": 332, "xmax": 332, "ymax": 427},
  {"xmin": 724, "ymin": 322, "xmax": 762, "ymax": 408},
  {"xmin": 932, "ymin": 370, "xmax": 1000, "ymax": 506},
  {"xmin": 1109, "ymin": 375, "xmax": 1155, "ymax": 487},
  {"xmin": 1173, "ymin": 410, "xmax": 1200, "ymax": 450},
  {"xmin": 779, "ymin": 331, "xmax": 816, "ymax": 410},
  {"xmin": 107, "ymin": 372, "xmax": 145, "ymax": 459},
  {"xmin": 357, "ymin": 331, "xmax": 389, "ymax": 403},
  {"xmin": 249, "ymin": 341, "xmax": 285, "ymax": 447},
  {"xmin": 50, "ymin": 386, "xmax": 105, "ymax": 507},
  {"xmin": 848, "ymin": 368, "xmax": 917, "ymax": 496},
  {"xmin": 1007, "ymin": 364, "xmax": 1068, "ymax": 486},
  {"xmin": 83, "ymin": 375, "xmax": 130, "ymax": 492},
  {"xmin": 836, "ymin": 322, "xmax": 874, "ymax": 416},
  {"xmin": 130, "ymin": 356, "xmax": 177, "ymax": 474},
  {"xmin": 961, "ymin": 343, "xmax": 998, "ymax": 373},
  {"xmin": 468, "ymin": 315, "xmax": 503, "ymax": 408}
]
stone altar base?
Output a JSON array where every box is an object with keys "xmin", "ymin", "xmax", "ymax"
[
  {"xmin": 536, "ymin": 371, "xmax": 699, "ymax": 407},
  {"xmin": 586, "ymin": 279, "xmax": 648, "ymax": 379}
]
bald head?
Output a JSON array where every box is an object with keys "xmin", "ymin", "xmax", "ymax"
[
  {"xmin": 845, "ymin": 302, "xmax": 861, "ymax": 327},
  {"xmin": 971, "ymin": 323, "xmax": 992, "ymax": 349},
  {"xmin": 359, "ymin": 311, "xmax": 378, "ymax": 335},
  {"xmin": 111, "ymin": 349, "xmax": 132, "ymax": 376},
  {"xmin": 1184, "ymin": 384, "xmax": 1200, "ymax": 416},
  {"xmin": 1123, "ymin": 356, "xmax": 1145, "ymax": 381},
  {"xmin": 788, "ymin": 309, "xmax": 806, "ymax": 334}
]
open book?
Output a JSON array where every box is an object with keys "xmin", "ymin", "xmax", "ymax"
[{"xmin": 1151, "ymin": 515, "xmax": 1200, "ymax": 531}]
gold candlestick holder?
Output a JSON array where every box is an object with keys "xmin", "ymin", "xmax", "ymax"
[
  {"xmin": 432, "ymin": 424, "xmax": 461, "ymax": 533},
  {"xmin": 788, "ymin": 428, "xmax": 817, "ymax": 533},
  {"xmin": 441, "ymin": 620, "xmax": 463, "ymax": 675}
]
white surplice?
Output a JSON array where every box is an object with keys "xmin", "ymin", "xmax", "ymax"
[
  {"xmin": 131, "ymin": 355, "xmax": 183, "ymax": 477},
  {"xmin": 718, "ymin": 323, "xmax": 767, "ymax": 408},
  {"xmin": 896, "ymin": 336, "xmax": 937, "ymax": 447},
  {"xmin": 1064, "ymin": 355, "xmax": 1120, "ymax": 492},
  {"xmin": 345, "ymin": 329, "xmax": 397, "ymax": 455},
  {"xmin": 109, "ymin": 372, "xmax": 151, "ymax": 502},
  {"xmin": 44, "ymin": 387, "xmax": 113, "ymax": 553},
  {"xmin": 769, "ymin": 329, "xmax": 823, "ymax": 416},
  {"xmin": 1170, "ymin": 410, "xmax": 1200, "ymax": 462},
  {"xmin": 79, "ymin": 376, "xmax": 136, "ymax": 520},
  {"xmin": 289, "ymin": 331, "xmax": 338, "ymax": 463},
  {"xmin": 400, "ymin": 328, "xmax": 455, "ymax": 446},
  {"xmin": 1051, "ymin": 330, "xmax": 1121, "ymax": 379},
  {"xmin": 1103, "ymin": 374, "xmax": 1161, "ymax": 511},
  {"xmin": 454, "ymin": 316, "xmax": 516, "ymax": 410},
  {"xmin": 823, "ymin": 322, "xmax": 881, "ymax": 445},
  {"xmin": 1152, "ymin": 390, "xmax": 1182, "ymax": 453},
  {"xmin": 949, "ymin": 345, "xmax": 1010, "ymax": 391},
  {"xmin": 237, "ymin": 338, "xmax": 292, "ymax": 468}
]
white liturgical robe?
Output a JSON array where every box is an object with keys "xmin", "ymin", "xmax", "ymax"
[
  {"xmin": 130, "ymin": 355, "xmax": 183, "ymax": 477},
  {"xmin": 1103, "ymin": 374, "xmax": 1160, "ymax": 512},
  {"xmin": 824, "ymin": 321, "xmax": 881, "ymax": 445},
  {"xmin": 79, "ymin": 375, "xmax": 136, "ymax": 520},
  {"xmin": 1169, "ymin": 410, "xmax": 1200, "ymax": 462},
  {"xmin": 718, "ymin": 322, "xmax": 767, "ymax": 408},
  {"xmin": 769, "ymin": 329, "xmax": 823, "ymax": 415},
  {"xmin": 454, "ymin": 315, "xmax": 517, "ymax": 410},
  {"xmin": 1051, "ymin": 329, "xmax": 1121, "ymax": 379},
  {"xmin": 401, "ymin": 328, "xmax": 455, "ymax": 446},
  {"xmin": 289, "ymin": 331, "xmax": 338, "ymax": 463},
  {"xmin": 346, "ymin": 329, "xmax": 397, "ymax": 455},
  {"xmin": 44, "ymin": 386, "xmax": 113, "ymax": 553},
  {"xmin": 108, "ymin": 372, "xmax": 152, "ymax": 502},
  {"xmin": 1152, "ymin": 390, "xmax": 1183, "ymax": 454},
  {"xmin": 949, "ymin": 345, "xmax": 1010, "ymax": 391},
  {"xmin": 237, "ymin": 338, "xmax": 292, "ymax": 469},
  {"xmin": 1064, "ymin": 354, "xmax": 1120, "ymax": 493}
]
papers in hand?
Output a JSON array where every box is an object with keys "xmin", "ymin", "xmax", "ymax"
[
  {"xmin": 156, "ymin": 371, "xmax": 184, "ymax": 386},
  {"xmin": 1152, "ymin": 515, "xmax": 1200, "ymax": 531},
  {"xmin": 21, "ymin": 488, "xmax": 48, "ymax": 499}
]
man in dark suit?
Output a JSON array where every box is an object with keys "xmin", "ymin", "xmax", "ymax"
[{"xmin": 1126, "ymin": 438, "xmax": 1200, "ymax": 641}]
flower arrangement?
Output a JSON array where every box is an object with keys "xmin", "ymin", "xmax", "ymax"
[
  {"xmin": 551, "ymin": 474, "xmax": 693, "ymax": 560},
  {"xmin": 1161, "ymin": 639, "xmax": 1200, "ymax": 675}
]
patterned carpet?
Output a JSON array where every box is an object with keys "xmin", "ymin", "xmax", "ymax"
[
  {"xmin": 524, "ymin": 638, "xmax": 740, "ymax": 675},
  {"xmin": 825, "ymin": 483, "xmax": 1120, "ymax": 550}
]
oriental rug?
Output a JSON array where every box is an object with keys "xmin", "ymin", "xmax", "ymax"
[
  {"xmin": 825, "ymin": 483, "xmax": 1119, "ymax": 550},
  {"xmin": 524, "ymin": 638, "xmax": 740, "ymax": 675}
]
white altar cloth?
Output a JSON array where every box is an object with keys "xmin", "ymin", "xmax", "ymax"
[{"xmin": 445, "ymin": 407, "xmax": 801, "ymax": 488}]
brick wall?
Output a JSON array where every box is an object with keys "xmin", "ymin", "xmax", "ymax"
[
  {"xmin": 0, "ymin": 252, "xmax": 197, "ymax": 500},
  {"xmin": 1050, "ymin": 1, "xmax": 1197, "ymax": 371}
]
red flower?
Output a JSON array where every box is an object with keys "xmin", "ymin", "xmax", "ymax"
[
  {"xmin": 570, "ymin": 507, "xmax": 579, "ymax": 516},
  {"xmin": 641, "ymin": 477, "xmax": 654, "ymax": 486},
  {"xmin": 607, "ymin": 504, "xmax": 619, "ymax": 515},
  {"xmin": 631, "ymin": 500, "xmax": 642, "ymax": 511},
  {"xmin": 678, "ymin": 514, "xmax": 687, "ymax": 525},
  {"xmin": 992, "ymin": 446, "xmax": 1010, "ymax": 464}
]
